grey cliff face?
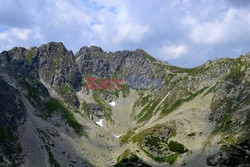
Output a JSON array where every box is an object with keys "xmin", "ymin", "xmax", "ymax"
[
  {"xmin": 76, "ymin": 47, "xmax": 155, "ymax": 79},
  {"xmin": 0, "ymin": 78, "xmax": 26, "ymax": 166}
]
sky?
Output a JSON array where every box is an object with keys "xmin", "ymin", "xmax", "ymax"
[{"xmin": 0, "ymin": 0, "xmax": 250, "ymax": 67}]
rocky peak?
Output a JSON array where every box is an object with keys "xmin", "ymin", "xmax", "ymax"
[
  {"xmin": 89, "ymin": 45, "xmax": 104, "ymax": 53},
  {"xmin": 40, "ymin": 42, "xmax": 66, "ymax": 51},
  {"xmin": 75, "ymin": 45, "xmax": 105, "ymax": 60},
  {"xmin": 75, "ymin": 46, "xmax": 156, "ymax": 79}
]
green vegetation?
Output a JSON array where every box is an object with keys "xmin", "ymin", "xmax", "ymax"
[
  {"xmin": 44, "ymin": 99, "xmax": 84, "ymax": 135},
  {"xmin": 144, "ymin": 152, "xmax": 178, "ymax": 164},
  {"xmin": 120, "ymin": 130, "xmax": 135, "ymax": 144},
  {"xmin": 19, "ymin": 78, "xmax": 40, "ymax": 104},
  {"xmin": 24, "ymin": 81, "xmax": 40, "ymax": 104},
  {"xmin": 141, "ymin": 50, "xmax": 157, "ymax": 62},
  {"xmin": 162, "ymin": 99, "xmax": 183, "ymax": 115},
  {"xmin": 225, "ymin": 59, "xmax": 246, "ymax": 85},
  {"xmin": 170, "ymin": 128, "xmax": 176, "ymax": 138},
  {"xmin": 211, "ymin": 97, "xmax": 237, "ymax": 134},
  {"xmin": 145, "ymin": 136, "xmax": 162, "ymax": 147},
  {"xmin": 219, "ymin": 115, "xmax": 233, "ymax": 132},
  {"xmin": 133, "ymin": 95, "xmax": 151, "ymax": 109},
  {"xmin": 140, "ymin": 143, "xmax": 180, "ymax": 164},
  {"xmin": 168, "ymin": 141, "xmax": 188, "ymax": 154},
  {"xmin": 92, "ymin": 91, "xmax": 113, "ymax": 122},
  {"xmin": 131, "ymin": 124, "xmax": 187, "ymax": 165},
  {"xmin": 162, "ymin": 87, "xmax": 207, "ymax": 116},
  {"xmin": 139, "ymin": 146, "xmax": 166, "ymax": 163},
  {"xmin": 25, "ymin": 50, "xmax": 35, "ymax": 64},
  {"xmin": 169, "ymin": 65, "xmax": 210, "ymax": 76},
  {"xmin": 131, "ymin": 129, "xmax": 151, "ymax": 143},
  {"xmin": 135, "ymin": 49, "xmax": 157, "ymax": 62},
  {"xmin": 131, "ymin": 124, "xmax": 167, "ymax": 143},
  {"xmin": 114, "ymin": 154, "xmax": 150, "ymax": 167},
  {"xmin": 81, "ymin": 100, "xmax": 88, "ymax": 111},
  {"xmin": 60, "ymin": 84, "xmax": 72, "ymax": 93},
  {"xmin": 27, "ymin": 83, "xmax": 38, "ymax": 99},
  {"xmin": 59, "ymin": 83, "xmax": 78, "ymax": 106},
  {"xmin": 44, "ymin": 100, "xmax": 61, "ymax": 117},
  {"xmin": 120, "ymin": 84, "xmax": 130, "ymax": 98},
  {"xmin": 137, "ymin": 99, "xmax": 160, "ymax": 123},
  {"xmin": 52, "ymin": 58, "xmax": 60, "ymax": 67},
  {"xmin": 140, "ymin": 139, "xmax": 187, "ymax": 164},
  {"xmin": 209, "ymin": 57, "xmax": 250, "ymax": 151},
  {"xmin": 166, "ymin": 153, "xmax": 178, "ymax": 164}
]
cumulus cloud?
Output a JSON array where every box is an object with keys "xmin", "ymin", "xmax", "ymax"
[
  {"xmin": 112, "ymin": 24, "xmax": 149, "ymax": 43},
  {"xmin": 0, "ymin": 0, "xmax": 249, "ymax": 67},
  {"xmin": 0, "ymin": 27, "xmax": 43, "ymax": 51},
  {"xmin": 184, "ymin": 8, "xmax": 250, "ymax": 44},
  {"xmin": 0, "ymin": 28, "xmax": 31, "ymax": 40},
  {"xmin": 160, "ymin": 44, "xmax": 188, "ymax": 60}
]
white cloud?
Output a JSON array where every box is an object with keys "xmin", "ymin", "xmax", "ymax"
[
  {"xmin": 0, "ymin": 0, "xmax": 250, "ymax": 67},
  {"xmin": 0, "ymin": 27, "xmax": 43, "ymax": 51},
  {"xmin": 0, "ymin": 28, "xmax": 32, "ymax": 40},
  {"xmin": 47, "ymin": 0, "xmax": 92, "ymax": 27},
  {"xmin": 11, "ymin": 28, "xmax": 32, "ymax": 40},
  {"xmin": 112, "ymin": 23, "xmax": 149, "ymax": 43},
  {"xmin": 91, "ymin": 24, "xmax": 107, "ymax": 41},
  {"xmin": 160, "ymin": 43, "xmax": 188, "ymax": 60},
  {"xmin": 184, "ymin": 8, "xmax": 250, "ymax": 44}
]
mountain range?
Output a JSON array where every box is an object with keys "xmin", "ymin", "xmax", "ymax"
[{"xmin": 0, "ymin": 42, "xmax": 249, "ymax": 167}]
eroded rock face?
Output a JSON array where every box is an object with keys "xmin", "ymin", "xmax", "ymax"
[
  {"xmin": 0, "ymin": 42, "xmax": 81, "ymax": 107},
  {"xmin": 38, "ymin": 42, "xmax": 82, "ymax": 91},
  {"xmin": 206, "ymin": 139, "xmax": 250, "ymax": 166},
  {"xmin": 76, "ymin": 47, "xmax": 155, "ymax": 79},
  {"xmin": 0, "ymin": 78, "xmax": 26, "ymax": 127},
  {"xmin": 76, "ymin": 46, "xmax": 110, "ymax": 78},
  {"xmin": 0, "ymin": 78, "xmax": 26, "ymax": 166},
  {"xmin": 0, "ymin": 43, "xmax": 81, "ymax": 89},
  {"xmin": 86, "ymin": 103, "xmax": 104, "ymax": 121}
]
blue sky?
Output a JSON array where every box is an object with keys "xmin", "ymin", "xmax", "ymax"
[{"xmin": 0, "ymin": 0, "xmax": 250, "ymax": 67}]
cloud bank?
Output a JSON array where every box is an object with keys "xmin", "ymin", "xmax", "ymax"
[{"xmin": 0, "ymin": 0, "xmax": 250, "ymax": 67}]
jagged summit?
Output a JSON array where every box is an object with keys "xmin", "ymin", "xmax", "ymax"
[
  {"xmin": 75, "ymin": 45, "xmax": 104, "ymax": 59},
  {"xmin": 2, "ymin": 42, "xmax": 250, "ymax": 70},
  {"xmin": 1, "ymin": 42, "xmax": 162, "ymax": 67}
]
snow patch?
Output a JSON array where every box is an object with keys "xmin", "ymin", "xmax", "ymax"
[
  {"xmin": 109, "ymin": 101, "xmax": 116, "ymax": 107},
  {"xmin": 114, "ymin": 135, "xmax": 122, "ymax": 138},
  {"xmin": 76, "ymin": 89, "xmax": 84, "ymax": 99},
  {"xmin": 96, "ymin": 119, "xmax": 104, "ymax": 127}
]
